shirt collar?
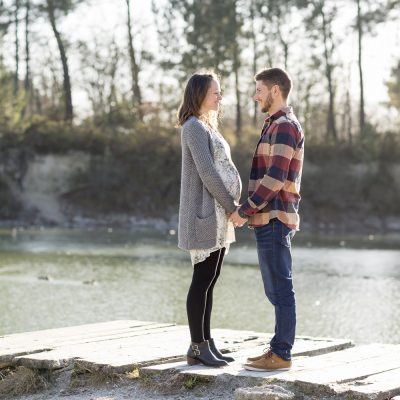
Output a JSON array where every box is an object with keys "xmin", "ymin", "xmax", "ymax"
[{"xmin": 264, "ymin": 105, "xmax": 293, "ymax": 124}]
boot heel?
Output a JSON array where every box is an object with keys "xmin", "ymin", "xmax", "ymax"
[{"xmin": 187, "ymin": 356, "xmax": 200, "ymax": 365}]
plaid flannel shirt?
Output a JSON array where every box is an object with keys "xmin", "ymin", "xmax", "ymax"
[{"xmin": 239, "ymin": 106, "xmax": 304, "ymax": 230}]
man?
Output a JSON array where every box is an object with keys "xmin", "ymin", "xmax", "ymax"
[{"xmin": 230, "ymin": 67, "xmax": 304, "ymax": 371}]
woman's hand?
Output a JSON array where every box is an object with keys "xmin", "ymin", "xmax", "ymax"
[{"xmin": 229, "ymin": 207, "xmax": 248, "ymax": 228}]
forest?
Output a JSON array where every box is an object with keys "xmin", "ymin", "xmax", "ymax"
[{"xmin": 0, "ymin": 0, "xmax": 400, "ymax": 233}]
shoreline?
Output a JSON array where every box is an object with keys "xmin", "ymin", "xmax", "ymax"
[
  {"xmin": 1, "ymin": 215, "xmax": 400, "ymax": 251},
  {"xmin": 1, "ymin": 213, "xmax": 400, "ymax": 233}
]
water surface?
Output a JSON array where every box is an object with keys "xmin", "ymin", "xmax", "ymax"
[{"xmin": 0, "ymin": 228, "xmax": 399, "ymax": 345}]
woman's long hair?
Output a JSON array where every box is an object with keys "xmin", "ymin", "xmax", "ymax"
[{"xmin": 177, "ymin": 71, "xmax": 220, "ymax": 130}]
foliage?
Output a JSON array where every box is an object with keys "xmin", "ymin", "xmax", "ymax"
[
  {"xmin": 1, "ymin": 118, "xmax": 400, "ymax": 225},
  {"xmin": 20, "ymin": 116, "xmax": 108, "ymax": 154},
  {"xmin": 158, "ymin": 0, "xmax": 243, "ymax": 78},
  {"xmin": 0, "ymin": 61, "xmax": 27, "ymax": 129},
  {"xmin": 387, "ymin": 59, "xmax": 400, "ymax": 112},
  {"xmin": 55, "ymin": 123, "xmax": 182, "ymax": 217},
  {"xmin": 36, "ymin": 0, "xmax": 84, "ymax": 17}
]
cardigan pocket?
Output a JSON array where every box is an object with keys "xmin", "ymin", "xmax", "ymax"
[{"xmin": 194, "ymin": 211, "xmax": 216, "ymax": 243}]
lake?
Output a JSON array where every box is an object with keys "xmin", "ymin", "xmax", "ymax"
[{"xmin": 0, "ymin": 227, "xmax": 399, "ymax": 345}]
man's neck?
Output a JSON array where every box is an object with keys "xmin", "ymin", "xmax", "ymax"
[{"xmin": 268, "ymin": 101, "xmax": 287, "ymax": 116}]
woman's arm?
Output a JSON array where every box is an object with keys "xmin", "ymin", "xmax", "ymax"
[{"xmin": 183, "ymin": 119, "xmax": 236, "ymax": 214}]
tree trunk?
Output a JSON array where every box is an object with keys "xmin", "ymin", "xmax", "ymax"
[
  {"xmin": 275, "ymin": 6, "xmax": 289, "ymax": 71},
  {"xmin": 321, "ymin": 6, "xmax": 337, "ymax": 141},
  {"xmin": 250, "ymin": 0, "xmax": 257, "ymax": 126},
  {"xmin": 23, "ymin": 0, "xmax": 34, "ymax": 116},
  {"xmin": 357, "ymin": 0, "xmax": 365, "ymax": 135},
  {"xmin": 14, "ymin": 0, "xmax": 20, "ymax": 97},
  {"xmin": 126, "ymin": 0, "xmax": 143, "ymax": 121},
  {"xmin": 47, "ymin": 0, "xmax": 73, "ymax": 121},
  {"xmin": 304, "ymin": 81, "xmax": 313, "ymax": 140},
  {"xmin": 277, "ymin": 24, "xmax": 288, "ymax": 70},
  {"xmin": 233, "ymin": 3, "xmax": 241, "ymax": 137},
  {"xmin": 346, "ymin": 86, "xmax": 352, "ymax": 143},
  {"xmin": 24, "ymin": 0, "xmax": 31, "ymax": 93},
  {"xmin": 107, "ymin": 43, "xmax": 119, "ymax": 125},
  {"xmin": 234, "ymin": 58, "xmax": 241, "ymax": 137}
]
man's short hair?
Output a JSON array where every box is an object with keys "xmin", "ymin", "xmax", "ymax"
[{"xmin": 255, "ymin": 68, "xmax": 292, "ymax": 100}]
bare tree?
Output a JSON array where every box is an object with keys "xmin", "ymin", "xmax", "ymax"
[
  {"xmin": 126, "ymin": 0, "xmax": 143, "ymax": 122},
  {"xmin": 47, "ymin": 0, "xmax": 72, "ymax": 120},
  {"xmin": 356, "ymin": 0, "xmax": 365, "ymax": 135},
  {"xmin": 14, "ymin": 0, "xmax": 20, "ymax": 96},
  {"xmin": 249, "ymin": 0, "xmax": 258, "ymax": 126},
  {"xmin": 24, "ymin": 0, "xmax": 31, "ymax": 93},
  {"xmin": 352, "ymin": 0, "xmax": 388, "ymax": 135},
  {"xmin": 320, "ymin": 3, "xmax": 337, "ymax": 140},
  {"xmin": 232, "ymin": 0, "xmax": 242, "ymax": 136},
  {"xmin": 39, "ymin": 0, "xmax": 83, "ymax": 121},
  {"xmin": 298, "ymin": 0, "xmax": 339, "ymax": 140},
  {"xmin": 78, "ymin": 36, "xmax": 125, "ymax": 126}
]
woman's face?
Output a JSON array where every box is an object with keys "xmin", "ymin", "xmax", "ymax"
[{"xmin": 200, "ymin": 79, "xmax": 222, "ymax": 114}]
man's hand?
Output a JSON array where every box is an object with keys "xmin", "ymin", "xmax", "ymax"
[{"xmin": 229, "ymin": 208, "xmax": 248, "ymax": 228}]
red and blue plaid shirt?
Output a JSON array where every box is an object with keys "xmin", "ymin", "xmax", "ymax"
[{"xmin": 239, "ymin": 106, "xmax": 304, "ymax": 230}]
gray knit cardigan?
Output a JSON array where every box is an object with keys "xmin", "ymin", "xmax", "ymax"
[{"xmin": 178, "ymin": 116, "xmax": 237, "ymax": 251}]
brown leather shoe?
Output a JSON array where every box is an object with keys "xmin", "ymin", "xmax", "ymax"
[
  {"xmin": 244, "ymin": 350, "xmax": 292, "ymax": 371},
  {"xmin": 246, "ymin": 348, "xmax": 272, "ymax": 362}
]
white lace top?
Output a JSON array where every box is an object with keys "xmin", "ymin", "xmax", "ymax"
[{"xmin": 190, "ymin": 126, "xmax": 242, "ymax": 266}]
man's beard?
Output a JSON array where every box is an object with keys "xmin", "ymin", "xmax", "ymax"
[{"xmin": 261, "ymin": 93, "xmax": 273, "ymax": 113}]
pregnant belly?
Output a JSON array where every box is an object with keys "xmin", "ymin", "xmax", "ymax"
[{"xmin": 222, "ymin": 169, "xmax": 241, "ymax": 200}]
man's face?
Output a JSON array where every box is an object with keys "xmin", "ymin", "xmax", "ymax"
[{"xmin": 254, "ymin": 80, "xmax": 275, "ymax": 113}]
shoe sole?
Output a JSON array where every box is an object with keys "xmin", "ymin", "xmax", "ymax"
[
  {"xmin": 187, "ymin": 356, "xmax": 227, "ymax": 367},
  {"xmin": 243, "ymin": 364, "xmax": 291, "ymax": 372}
]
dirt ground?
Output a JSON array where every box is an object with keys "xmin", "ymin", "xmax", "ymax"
[{"xmin": 1, "ymin": 367, "xmax": 251, "ymax": 400}]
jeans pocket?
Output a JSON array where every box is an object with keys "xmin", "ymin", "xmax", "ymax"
[
  {"xmin": 254, "ymin": 223, "xmax": 274, "ymax": 246},
  {"xmin": 281, "ymin": 223, "xmax": 295, "ymax": 247}
]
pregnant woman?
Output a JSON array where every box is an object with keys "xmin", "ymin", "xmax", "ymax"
[{"xmin": 177, "ymin": 71, "xmax": 242, "ymax": 367}]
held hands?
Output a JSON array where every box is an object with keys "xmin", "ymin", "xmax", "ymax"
[{"xmin": 229, "ymin": 207, "xmax": 248, "ymax": 228}]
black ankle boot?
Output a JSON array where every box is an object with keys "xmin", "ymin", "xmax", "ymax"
[
  {"xmin": 186, "ymin": 340, "xmax": 228, "ymax": 367},
  {"xmin": 208, "ymin": 338, "xmax": 235, "ymax": 363}
]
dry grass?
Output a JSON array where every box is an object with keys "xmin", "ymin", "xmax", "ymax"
[
  {"xmin": 70, "ymin": 362, "xmax": 123, "ymax": 388},
  {"xmin": 125, "ymin": 367, "xmax": 140, "ymax": 380},
  {"xmin": 0, "ymin": 366, "xmax": 48, "ymax": 397}
]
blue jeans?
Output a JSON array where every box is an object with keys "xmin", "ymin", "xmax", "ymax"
[{"xmin": 254, "ymin": 218, "xmax": 296, "ymax": 361}]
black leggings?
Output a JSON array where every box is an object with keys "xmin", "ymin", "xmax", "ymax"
[{"xmin": 186, "ymin": 248, "xmax": 226, "ymax": 343}]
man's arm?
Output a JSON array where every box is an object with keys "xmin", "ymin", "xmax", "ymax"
[{"xmin": 239, "ymin": 122, "xmax": 299, "ymax": 217}]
